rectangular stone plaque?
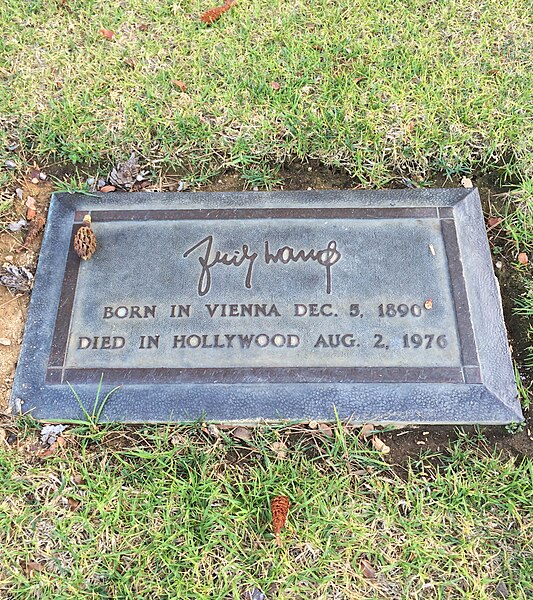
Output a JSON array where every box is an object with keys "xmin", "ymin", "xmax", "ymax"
[{"xmin": 11, "ymin": 189, "xmax": 522, "ymax": 424}]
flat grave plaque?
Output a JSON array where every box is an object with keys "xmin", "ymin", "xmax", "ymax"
[{"xmin": 11, "ymin": 189, "xmax": 522, "ymax": 424}]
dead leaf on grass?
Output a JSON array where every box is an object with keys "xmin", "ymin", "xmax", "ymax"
[
  {"xmin": 100, "ymin": 27, "xmax": 115, "ymax": 40},
  {"xmin": 173, "ymin": 80, "xmax": 187, "ymax": 92},
  {"xmin": 270, "ymin": 81, "xmax": 281, "ymax": 90},
  {"xmin": 518, "ymin": 252, "xmax": 529, "ymax": 265},
  {"xmin": 360, "ymin": 423, "xmax": 375, "ymax": 438},
  {"xmin": 21, "ymin": 560, "xmax": 44, "ymax": 576},
  {"xmin": 124, "ymin": 57, "xmax": 137, "ymax": 69},
  {"xmin": 40, "ymin": 424, "xmax": 66, "ymax": 446},
  {"xmin": 233, "ymin": 426, "xmax": 252, "ymax": 442},
  {"xmin": 205, "ymin": 423, "xmax": 221, "ymax": 438},
  {"xmin": 495, "ymin": 581, "xmax": 510, "ymax": 598},
  {"xmin": 360, "ymin": 558, "xmax": 377, "ymax": 579},
  {"xmin": 8, "ymin": 219, "xmax": 27, "ymax": 232},
  {"xmin": 243, "ymin": 588, "xmax": 266, "ymax": 600},
  {"xmin": 318, "ymin": 423, "xmax": 334, "ymax": 437},
  {"xmin": 271, "ymin": 440, "xmax": 288, "ymax": 459},
  {"xmin": 371, "ymin": 435, "xmax": 390, "ymax": 454},
  {"xmin": 488, "ymin": 216, "xmax": 502, "ymax": 228},
  {"xmin": 67, "ymin": 497, "xmax": 81, "ymax": 511},
  {"xmin": 138, "ymin": 23, "xmax": 149, "ymax": 31}
]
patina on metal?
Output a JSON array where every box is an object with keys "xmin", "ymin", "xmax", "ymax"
[{"xmin": 11, "ymin": 189, "xmax": 522, "ymax": 424}]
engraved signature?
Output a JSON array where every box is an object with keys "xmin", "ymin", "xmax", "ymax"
[{"xmin": 183, "ymin": 235, "xmax": 341, "ymax": 296}]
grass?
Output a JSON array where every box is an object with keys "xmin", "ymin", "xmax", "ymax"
[
  {"xmin": 0, "ymin": 0, "xmax": 532, "ymax": 185},
  {"xmin": 0, "ymin": 2, "xmax": 532, "ymax": 597},
  {"xmin": 0, "ymin": 426, "xmax": 532, "ymax": 599}
]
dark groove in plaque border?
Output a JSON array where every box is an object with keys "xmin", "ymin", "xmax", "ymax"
[
  {"xmin": 48, "ymin": 227, "xmax": 82, "ymax": 367},
  {"xmin": 48, "ymin": 366, "xmax": 466, "ymax": 385},
  {"xmin": 49, "ymin": 206, "xmax": 481, "ymax": 386},
  {"xmin": 74, "ymin": 207, "xmax": 438, "ymax": 222},
  {"xmin": 440, "ymin": 219, "xmax": 479, "ymax": 367}
]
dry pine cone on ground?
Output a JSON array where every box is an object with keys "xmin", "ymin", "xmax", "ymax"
[
  {"xmin": 271, "ymin": 495, "xmax": 290, "ymax": 547},
  {"xmin": 74, "ymin": 215, "xmax": 97, "ymax": 260}
]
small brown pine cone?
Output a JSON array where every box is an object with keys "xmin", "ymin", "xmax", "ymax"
[
  {"xmin": 271, "ymin": 495, "xmax": 290, "ymax": 547},
  {"xmin": 74, "ymin": 215, "xmax": 97, "ymax": 260}
]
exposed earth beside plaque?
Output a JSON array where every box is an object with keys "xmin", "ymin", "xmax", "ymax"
[{"xmin": 10, "ymin": 188, "xmax": 522, "ymax": 424}]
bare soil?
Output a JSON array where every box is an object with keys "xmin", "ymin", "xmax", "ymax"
[{"xmin": 0, "ymin": 162, "xmax": 531, "ymax": 458}]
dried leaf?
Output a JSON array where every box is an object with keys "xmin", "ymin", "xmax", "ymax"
[
  {"xmin": 8, "ymin": 219, "xmax": 27, "ymax": 232},
  {"xmin": 271, "ymin": 495, "xmax": 290, "ymax": 547},
  {"xmin": 488, "ymin": 216, "xmax": 502, "ymax": 228},
  {"xmin": 73, "ymin": 473, "xmax": 85, "ymax": 485},
  {"xmin": 124, "ymin": 57, "xmax": 137, "ymax": 69},
  {"xmin": 200, "ymin": 0, "xmax": 236, "ymax": 24},
  {"xmin": 371, "ymin": 435, "xmax": 390, "ymax": 454},
  {"xmin": 100, "ymin": 27, "xmax": 115, "ymax": 40},
  {"xmin": 206, "ymin": 423, "xmax": 221, "ymax": 438},
  {"xmin": 270, "ymin": 81, "xmax": 281, "ymax": 90},
  {"xmin": 495, "ymin": 581, "xmax": 510, "ymax": 598},
  {"xmin": 233, "ymin": 426, "xmax": 252, "ymax": 442},
  {"xmin": 360, "ymin": 559, "xmax": 377, "ymax": 579},
  {"xmin": 173, "ymin": 80, "xmax": 187, "ymax": 92},
  {"xmin": 99, "ymin": 184, "xmax": 116, "ymax": 193},
  {"xmin": 518, "ymin": 252, "xmax": 529, "ymax": 265},
  {"xmin": 67, "ymin": 497, "xmax": 81, "ymax": 511},
  {"xmin": 40, "ymin": 424, "xmax": 66, "ymax": 445},
  {"xmin": 360, "ymin": 423, "xmax": 375, "ymax": 438},
  {"xmin": 22, "ymin": 560, "xmax": 44, "ymax": 576},
  {"xmin": 271, "ymin": 440, "xmax": 288, "ymax": 459},
  {"xmin": 138, "ymin": 23, "xmax": 149, "ymax": 31},
  {"xmin": 243, "ymin": 588, "xmax": 266, "ymax": 600},
  {"xmin": 318, "ymin": 423, "xmax": 334, "ymax": 437},
  {"xmin": 461, "ymin": 176, "xmax": 473, "ymax": 188}
]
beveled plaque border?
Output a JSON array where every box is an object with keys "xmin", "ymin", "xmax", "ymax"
[
  {"xmin": 45, "ymin": 206, "xmax": 480, "ymax": 386},
  {"xmin": 11, "ymin": 189, "xmax": 522, "ymax": 424}
]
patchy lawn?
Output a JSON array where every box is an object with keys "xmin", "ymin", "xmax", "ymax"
[
  {"xmin": 0, "ymin": 0, "xmax": 532, "ymax": 184},
  {"xmin": 0, "ymin": 1, "xmax": 532, "ymax": 598},
  {"xmin": 1, "ymin": 424, "xmax": 532, "ymax": 599}
]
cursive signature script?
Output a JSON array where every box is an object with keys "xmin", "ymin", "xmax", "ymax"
[{"xmin": 183, "ymin": 235, "xmax": 341, "ymax": 296}]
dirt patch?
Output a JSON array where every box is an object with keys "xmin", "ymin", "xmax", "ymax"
[{"xmin": 0, "ymin": 162, "xmax": 531, "ymax": 458}]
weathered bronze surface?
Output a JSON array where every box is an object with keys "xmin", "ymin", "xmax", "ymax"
[{"xmin": 12, "ymin": 189, "xmax": 522, "ymax": 424}]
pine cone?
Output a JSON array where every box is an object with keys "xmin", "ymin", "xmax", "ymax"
[
  {"xmin": 109, "ymin": 153, "xmax": 140, "ymax": 189},
  {"xmin": 271, "ymin": 495, "xmax": 290, "ymax": 547},
  {"xmin": 15, "ymin": 214, "xmax": 46, "ymax": 253},
  {"xmin": 74, "ymin": 215, "xmax": 97, "ymax": 260}
]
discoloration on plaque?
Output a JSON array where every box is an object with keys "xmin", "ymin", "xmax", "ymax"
[{"xmin": 11, "ymin": 189, "xmax": 522, "ymax": 424}]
